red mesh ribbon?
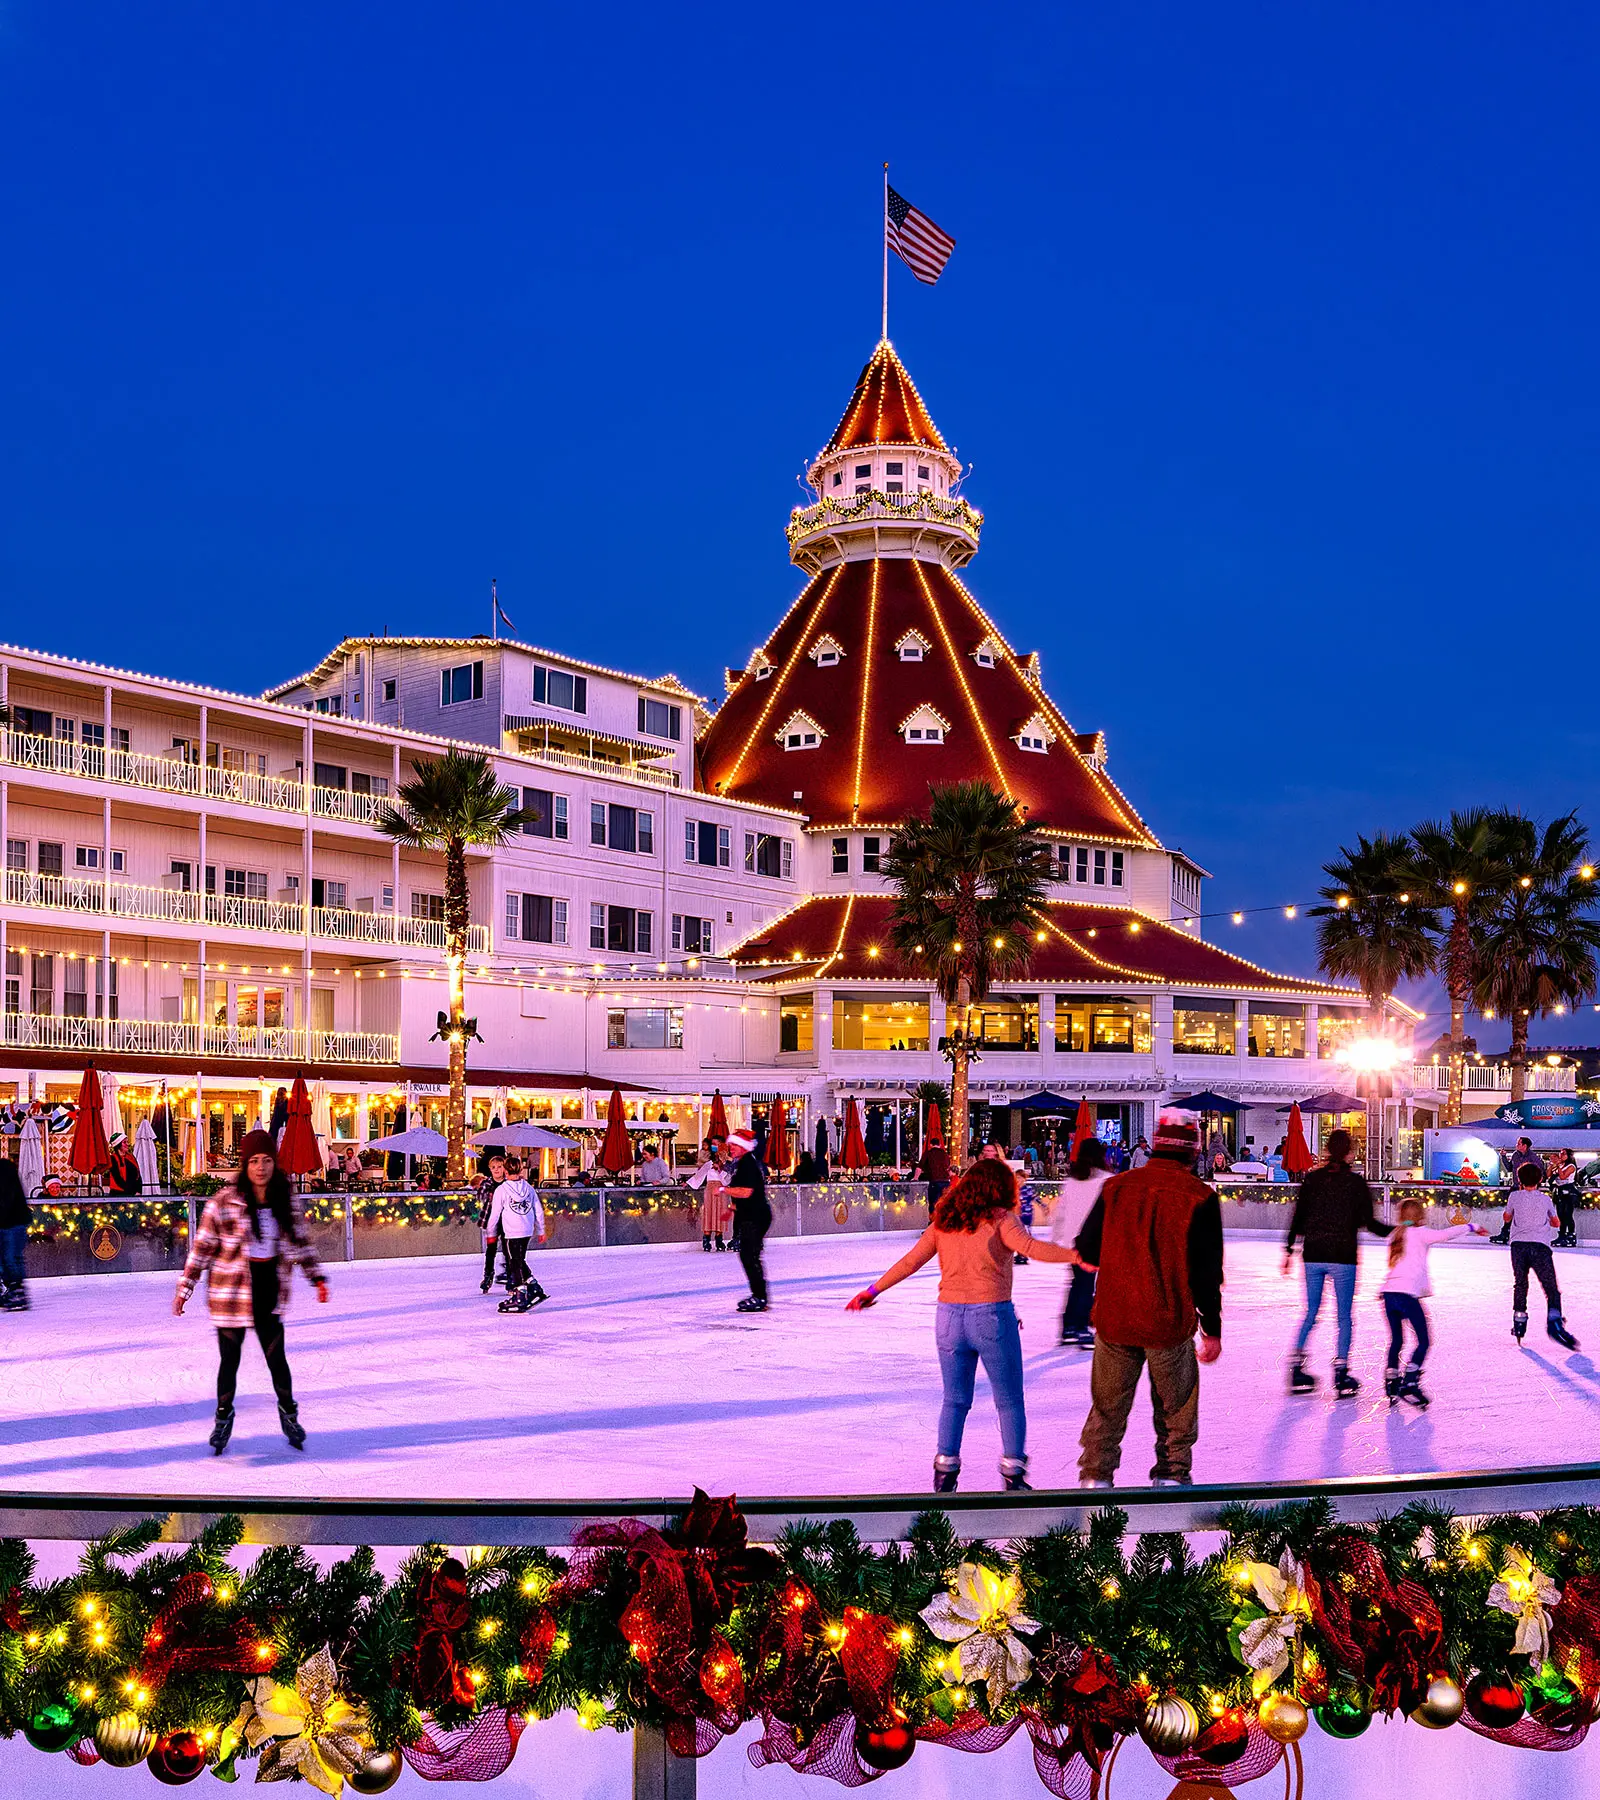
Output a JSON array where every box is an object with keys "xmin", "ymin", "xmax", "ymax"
[
  {"xmin": 1, "ymin": 1587, "xmax": 24, "ymax": 1633},
  {"xmin": 1029, "ymin": 1644, "xmax": 1140, "ymax": 1780},
  {"xmin": 749, "ymin": 1710, "xmax": 879, "ymax": 1787},
  {"xmin": 137, "ymin": 1571, "xmax": 271, "ymax": 1692},
  {"xmin": 403, "ymin": 1707, "xmax": 525, "ymax": 1782},
  {"xmin": 837, "ymin": 1607, "xmax": 901, "ymax": 1729},
  {"xmin": 409, "ymin": 1559, "xmax": 475, "ymax": 1710},
  {"xmin": 1023, "ymin": 1721, "xmax": 1126, "ymax": 1800},
  {"xmin": 518, "ymin": 1605, "xmax": 558, "ymax": 1687},
  {"xmin": 1461, "ymin": 1570, "xmax": 1600, "ymax": 1752},
  {"xmin": 1309, "ymin": 1537, "xmax": 1443, "ymax": 1715},
  {"xmin": 1149, "ymin": 1714, "xmax": 1285, "ymax": 1787},
  {"xmin": 66, "ymin": 1738, "xmax": 100, "ymax": 1766}
]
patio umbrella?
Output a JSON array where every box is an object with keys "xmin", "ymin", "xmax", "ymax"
[
  {"xmin": 17, "ymin": 1115, "xmax": 44, "ymax": 1197},
  {"xmin": 814, "ymin": 1116, "xmax": 829, "ymax": 1168},
  {"xmin": 69, "ymin": 1065, "xmax": 112, "ymax": 1180},
  {"xmin": 1172, "ymin": 1091, "xmax": 1243, "ymax": 1115},
  {"xmin": 598, "ymin": 1087, "xmax": 635, "ymax": 1175},
  {"xmin": 765, "ymin": 1102, "xmax": 790, "ymax": 1172},
  {"xmin": 708, "ymin": 1090, "xmax": 729, "ymax": 1142},
  {"xmin": 1300, "ymin": 1090, "xmax": 1365, "ymax": 1114},
  {"xmin": 310, "ymin": 1080, "xmax": 333, "ymax": 1163},
  {"xmin": 1282, "ymin": 1102, "xmax": 1315, "ymax": 1176},
  {"xmin": 100, "ymin": 1071, "xmax": 124, "ymax": 1147},
  {"xmin": 840, "ymin": 1098, "xmax": 870, "ymax": 1171},
  {"xmin": 369, "ymin": 1125, "xmax": 449, "ymax": 1192},
  {"xmin": 925, "ymin": 1102, "xmax": 944, "ymax": 1149},
  {"xmin": 471, "ymin": 1123, "xmax": 574, "ymax": 1151},
  {"xmin": 276, "ymin": 1074, "xmax": 322, "ymax": 1178},
  {"xmin": 1069, "ymin": 1097, "xmax": 1097, "ymax": 1159},
  {"xmin": 133, "ymin": 1117, "xmax": 161, "ymax": 1191}
]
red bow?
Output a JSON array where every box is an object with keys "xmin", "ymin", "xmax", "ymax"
[
  {"xmin": 836, "ymin": 1606, "xmax": 902, "ymax": 1730},
  {"xmin": 410, "ymin": 1559, "xmax": 475, "ymax": 1709},
  {"xmin": 1031, "ymin": 1644, "xmax": 1140, "ymax": 1774},
  {"xmin": 138, "ymin": 1571, "xmax": 272, "ymax": 1692},
  {"xmin": 1310, "ymin": 1538, "xmax": 1442, "ymax": 1715},
  {"xmin": 519, "ymin": 1606, "xmax": 558, "ymax": 1688}
]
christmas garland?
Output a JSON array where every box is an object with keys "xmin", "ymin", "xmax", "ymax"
[{"xmin": 3, "ymin": 1494, "xmax": 1600, "ymax": 1792}]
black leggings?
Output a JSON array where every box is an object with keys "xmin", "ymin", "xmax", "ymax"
[
  {"xmin": 1383, "ymin": 1293, "xmax": 1430, "ymax": 1370},
  {"xmin": 504, "ymin": 1237, "xmax": 531, "ymax": 1289},
  {"xmin": 482, "ymin": 1238, "xmax": 503, "ymax": 1285},
  {"xmin": 739, "ymin": 1221, "xmax": 768, "ymax": 1302},
  {"xmin": 216, "ymin": 1259, "xmax": 296, "ymax": 1410},
  {"xmin": 1062, "ymin": 1266, "xmax": 1096, "ymax": 1336},
  {"xmin": 1512, "ymin": 1242, "xmax": 1563, "ymax": 1315}
]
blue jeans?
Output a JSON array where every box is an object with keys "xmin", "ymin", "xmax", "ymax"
[
  {"xmin": 0, "ymin": 1223, "xmax": 25, "ymax": 1289},
  {"xmin": 1295, "ymin": 1261, "xmax": 1358, "ymax": 1360},
  {"xmin": 935, "ymin": 1301, "xmax": 1026, "ymax": 1462},
  {"xmin": 1384, "ymin": 1293, "xmax": 1430, "ymax": 1369}
]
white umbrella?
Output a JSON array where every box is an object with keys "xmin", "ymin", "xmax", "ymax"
[
  {"xmin": 100, "ymin": 1071, "xmax": 124, "ymax": 1147},
  {"xmin": 470, "ymin": 1124, "xmax": 574, "ymax": 1151},
  {"xmin": 133, "ymin": 1118, "xmax": 161, "ymax": 1191},
  {"xmin": 17, "ymin": 1116, "xmax": 45, "ymax": 1197},
  {"xmin": 310, "ymin": 1080, "xmax": 333, "ymax": 1163},
  {"xmin": 369, "ymin": 1127, "xmax": 449, "ymax": 1155}
]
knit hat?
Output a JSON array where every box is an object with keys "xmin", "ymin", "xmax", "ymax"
[
  {"xmin": 1152, "ymin": 1108, "xmax": 1200, "ymax": 1155},
  {"xmin": 237, "ymin": 1129, "xmax": 277, "ymax": 1167},
  {"xmin": 726, "ymin": 1129, "xmax": 757, "ymax": 1157}
]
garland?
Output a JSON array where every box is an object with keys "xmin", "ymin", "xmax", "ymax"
[{"xmin": 3, "ymin": 1495, "xmax": 1600, "ymax": 1792}]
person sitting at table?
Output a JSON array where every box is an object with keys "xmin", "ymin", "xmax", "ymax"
[
  {"xmin": 107, "ymin": 1132, "xmax": 142, "ymax": 1196},
  {"xmin": 638, "ymin": 1142, "xmax": 672, "ymax": 1185}
]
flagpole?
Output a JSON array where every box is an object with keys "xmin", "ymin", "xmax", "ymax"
[
  {"xmin": 881, "ymin": 162, "xmax": 890, "ymax": 343},
  {"xmin": 491, "ymin": 576, "xmax": 498, "ymax": 643}
]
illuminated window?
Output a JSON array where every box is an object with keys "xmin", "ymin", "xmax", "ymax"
[
  {"xmin": 780, "ymin": 994, "xmax": 814, "ymax": 1052},
  {"xmin": 1055, "ymin": 997, "xmax": 1152, "ymax": 1054},
  {"xmin": 1248, "ymin": 1004, "xmax": 1305, "ymax": 1058},
  {"xmin": 1317, "ymin": 1006, "xmax": 1364, "ymax": 1059},
  {"xmin": 971, "ymin": 994, "xmax": 1039, "ymax": 1052},
  {"xmin": 1174, "ymin": 998, "xmax": 1237, "ymax": 1056},
  {"xmin": 831, "ymin": 994, "xmax": 929, "ymax": 1051}
]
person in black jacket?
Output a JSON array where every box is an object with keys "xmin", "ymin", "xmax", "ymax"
[
  {"xmin": 0, "ymin": 1155, "xmax": 31, "ymax": 1310},
  {"xmin": 721, "ymin": 1128, "xmax": 772, "ymax": 1313},
  {"xmin": 1282, "ymin": 1129, "xmax": 1391, "ymax": 1398}
]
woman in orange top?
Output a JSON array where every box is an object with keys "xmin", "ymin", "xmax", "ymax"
[{"xmin": 846, "ymin": 1159, "xmax": 1080, "ymax": 1493}]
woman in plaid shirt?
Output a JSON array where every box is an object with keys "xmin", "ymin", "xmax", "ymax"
[{"xmin": 173, "ymin": 1129, "xmax": 328, "ymax": 1453}]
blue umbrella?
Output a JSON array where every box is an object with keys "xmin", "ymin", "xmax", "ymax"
[{"xmin": 1172, "ymin": 1091, "xmax": 1243, "ymax": 1115}]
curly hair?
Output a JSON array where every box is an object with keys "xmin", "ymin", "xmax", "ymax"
[{"xmin": 932, "ymin": 1158, "xmax": 1019, "ymax": 1233}]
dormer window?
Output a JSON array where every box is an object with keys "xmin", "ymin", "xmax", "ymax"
[
  {"xmin": 895, "ymin": 630, "xmax": 930, "ymax": 663},
  {"xmin": 777, "ymin": 710, "xmax": 825, "ymax": 751},
  {"xmin": 1013, "ymin": 711, "xmax": 1055, "ymax": 755},
  {"xmin": 750, "ymin": 651, "xmax": 773, "ymax": 681},
  {"xmin": 900, "ymin": 705, "xmax": 951, "ymax": 745},
  {"xmin": 918, "ymin": 466, "xmax": 931, "ymax": 482},
  {"xmin": 855, "ymin": 465, "xmax": 871, "ymax": 479},
  {"xmin": 808, "ymin": 635, "xmax": 845, "ymax": 668},
  {"xmin": 972, "ymin": 636, "xmax": 1001, "ymax": 669},
  {"xmin": 885, "ymin": 462, "xmax": 903, "ymax": 475},
  {"xmin": 1017, "ymin": 731, "xmax": 1047, "ymax": 753}
]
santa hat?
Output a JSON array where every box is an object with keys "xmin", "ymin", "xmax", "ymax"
[
  {"xmin": 1153, "ymin": 1108, "xmax": 1200, "ymax": 1154},
  {"xmin": 726, "ymin": 1129, "xmax": 757, "ymax": 1157}
]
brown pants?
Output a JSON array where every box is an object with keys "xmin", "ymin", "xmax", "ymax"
[{"xmin": 1078, "ymin": 1336, "xmax": 1200, "ymax": 1484}]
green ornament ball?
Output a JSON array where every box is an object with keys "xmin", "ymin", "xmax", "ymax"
[
  {"xmin": 1314, "ymin": 1696, "xmax": 1371, "ymax": 1740},
  {"xmin": 23, "ymin": 1702, "xmax": 83, "ymax": 1754},
  {"xmin": 348, "ymin": 1748, "xmax": 406, "ymax": 1794}
]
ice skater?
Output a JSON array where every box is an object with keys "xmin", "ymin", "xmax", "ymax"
[
  {"xmin": 172, "ymin": 1129, "xmax": 328, "ymax": 1453},
  {"xmin": 1281, "ymin": 1128, "xmax": 1391, "ymax": 1399},
  {"xmin": 477, "ymin": 1150, "xmax": 509, "ymax": 1292},
  {"xmin": 846, "ymin": 1158, "xmax": 1079, "ymax": 1492},
  {"xmin": 0, "ymin": 1149, "xmax": 29, "ymax": 1311},
  {"xmin": 687, "ymin": 1135, "xmax": 729, "ymax": 1251},
  {"xmin": 487, "ymin": 1157, "xmax": 548, "ymax": 1313},
  {"xmin": 1053, "ymin": 1137, "xmax": 1111, "ymax": 1348},
  {"xmin": 1503, "ymin": 1162, "xmax": 1580, "ymax": 1349},
  {"xmin": 1379, "ymin": 1198, "xmax": 1488, "ymax": 1408},
  {"xmin": 721, "ymin": 1129, "xmax": 772, "ymax": 1311}
]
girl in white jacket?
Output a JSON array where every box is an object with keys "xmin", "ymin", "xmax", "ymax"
[
  {"xmin": 1379, "ymin": 1198, "xmax": 1485, "ymax": 1408},
  {"xmin": 486, "ymin": 1158, "xmax": 549, "ymax": 1312},
  {"xmin": 1052, "ymin": 1138, "xmax": 1113, "ymax": 1348}
]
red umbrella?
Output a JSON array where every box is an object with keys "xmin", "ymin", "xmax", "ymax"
[
  {"xmin": 840, "ymin": 1098, "xmax": 870, "ymax": 1171},
  {"xmin": 1069, "ymin": 1098, "xmax": 1097, "ymax": 1160},
  {"xmin": 599, "ymin": 1087, "xmax": 635, "ymax": 1174},
  {"xmin": 765, "ymin": 1102, "xmax": 790, "ymax": 1172},
  {"xmin": 925, "ymin": 1103, "xmax": 945, "ymax": 1149},
  {"xmin": 707, "ymin": 1089, "xmax": 729, "ymax": 1142},
  {"xmin": 1282, "ymin": 1102, "xmax": 1315, "ymax": 1177},
  {"xmin": 276, "ymin": 1073, "xmax": 322, "ymax": 1177},
  {"xmin": 69, "ymin": 1064, "xmax": 111, "ymax": 1178}
]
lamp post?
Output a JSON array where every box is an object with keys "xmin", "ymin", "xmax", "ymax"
[{"xmin": 1337, "ymin": 1038, "xmax": 1403, "ymax": 1180}]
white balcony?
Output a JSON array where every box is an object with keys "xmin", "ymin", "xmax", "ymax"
[
  {"xmin": 1406, "ymin": 1061, "xmax": 1576, "ymax": 1095},
  {"xmin": 0, "ymin": 1012, "xmax": 400, "ymax": 1064}
]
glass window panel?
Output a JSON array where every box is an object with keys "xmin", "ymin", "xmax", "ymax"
[
  {"xmin": 1173, "ymin": 997, "xmax": 1237, "ymax": 1055},
  {"xmin": 830, "ymin": 993, "xmax": 930, "ymax": 1052},
  {"xmin": 1247, "ymin": 1003, "xmax": 1305, "ymax": 1058},
  {"xmin": 780, "ymin": 994, "xmax": 814, "ymax": 1053},
  {"xmin": 971, "ymin": 994, "xmax": 1039, "ymax": 1051},
  {"xmin": 1054, "ymin": 996, "xmax": 1152, "ymax": 1053},
  {"xmin": 1317, "ymin": 1006, "xmax": 1364, "ymax": 1059}
]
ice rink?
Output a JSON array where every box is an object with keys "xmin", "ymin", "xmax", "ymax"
[{"xmin": 3, "ymin": 1231, "xmax": 1599, "ymax": 1498}]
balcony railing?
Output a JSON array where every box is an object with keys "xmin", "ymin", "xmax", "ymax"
[
  {"xmin": 3, "ymin": 871, "xmax": 491, "ymax": 954},
  {"xmin": 0, "ymin": 730, "xmax": 392, "ymax": 827},
  {"xmin": 0, "ymin": 1012, "xmax": 400, "ymax": 1064},
  {"xmin": 1406, "ymin": 1061, "xmax": 1577, "ymax": 1093},
  {"xmin": 787, "ymin": 488, "xmax": 984, "ymax": 552},
  {"xmin": 505, "ymin": 738, "xmax": 680, "ymax": 790}
]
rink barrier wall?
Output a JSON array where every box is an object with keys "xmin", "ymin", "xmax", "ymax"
[
  {"xmin": 7, "ymin": 1460, "xmax": 1600, "ymax": 1547},
  {"xmin": 20, "ymin": 1181, "xmax": 1592, "ymax": 1278}
]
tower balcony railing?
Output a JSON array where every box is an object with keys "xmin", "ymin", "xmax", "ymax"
[
  {"xmin": 0, "ymin": 729, "xmax": 394, "ymax": 828},
  {"xmin": 2, "ymin": 871, "xmax": 490, "ymax": 955},
  {"xmin": 786, "ymin": 488, "xmax": 984, "ymax": 553},
  {"xmin": 1405, "ymin": 1061, "xmax": 1577, "ymax": 1094},
  {"xmin": 0, "ymin": 1011, "xmax": 400, "ymax": 1064}
]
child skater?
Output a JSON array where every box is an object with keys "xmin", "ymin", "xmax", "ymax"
[
  {"xmin": 846, "ymin": 1158, "xmax": 1081, "ymax": 1492},
  {"xmin": 1504, "ymin": 1161, "xmax": 1580, "ymax": 1348},
  {"xmin": 477, "ymin": 1151, "xmax": 508, "ymax": 1292},
  {"xmin": 1053, "ymin": 1137, "xmax": 1112, "ymax": 1347},
  {"xmin": 687, "ymin": 1136, "xmax": 729, "ymax": 1252},
  {"xmin": 1379, "ymin": 1197, "xmax": 1487, "ymax": 1408},
  {"xmin": 487, "ymin": 1157, "xmax": 549, "ymax": 1313}
]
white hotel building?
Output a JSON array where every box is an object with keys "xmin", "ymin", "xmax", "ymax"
[{"xmin": 1, "ymin": 340, "xmax": 1540, "ymax": 1169}]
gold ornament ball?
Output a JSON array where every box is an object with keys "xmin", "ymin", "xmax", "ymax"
[
  {"xmin": 93, "ymin": 1712, "xmax": 155, "ymax": 1769},
  {"xmin": 1257, "ymin": 1693, "xmax": 1309, "ymax": 1745},
  {"xmin": 1139, "ymin": 1693, "xmax": 1201, "ymax": 1757},
  {"xmin": 348, "ymin": 1748, "xmax": 405, "ymax": 1794},
  {"xmin": 1411, "ymin": 1675, "xmax": 1465, "ymax": 1730}
]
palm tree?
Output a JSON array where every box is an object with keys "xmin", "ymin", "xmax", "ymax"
[
  {"xmin": 1405, "ymin": 808, "xmax": 1512, "ymax": 1125},
  {"xmin": 881, "ymin": 782, "xmax": 1053, "ymax": 1166},
  {"xmin": 1309, "ymin": 832, "xmax": 1436, "ymax": 1032},
  {"xmin": 376, "ymin": 750, "xmax": 527, "ymax": 1182},
  {"xmin": 1474, "ymin": 812, "xmax": 1600, "ymax": 1102}
]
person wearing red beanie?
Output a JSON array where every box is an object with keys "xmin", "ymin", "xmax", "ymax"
[{"xmin": 173, "ymin": 1128, "xmax": 328, "ymax": 1453}]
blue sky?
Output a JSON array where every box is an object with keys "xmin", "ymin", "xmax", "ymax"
[{"xmin": 3, "ymin": 3, "xmax": 1599, "ymax": 1042}]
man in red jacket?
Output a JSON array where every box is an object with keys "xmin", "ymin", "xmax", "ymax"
[{"xmin": 1074, "ymin": 1108, "xmax": 1223, "ymax": 1488}]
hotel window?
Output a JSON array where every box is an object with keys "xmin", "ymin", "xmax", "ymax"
[
  {"xmin": 685, "ymin": 820, "xmax": 731, "ymax": 867},
  {"xmin": 237, "ymin": 986, "xmax": 285, "ymax": 1029},
  {"xmin": 109, "ymin": 849, "xmax": 126, "ymax": 873},
  {"xmin": 637, "ymin": 697, "xmax": 682, "ymax": 740},
  {"xmin": 1111, "ymin": 851, "xmax": 1124, "ymax": 887},
  {"xmin": 532, "ymin": 665, "xmax": 587, "ymax": 714},
  {"xmin": 971, "ymin": 994, "xmax": 1039, "ymax": 1052},
  {"xmin": 224, "ymin": 868, "xmax": 268, "ymax": 900},
  {"xmin": 1173, "ymin": 997, "xmax": 1237, "ymax": 1056},
  {"xmin": 606, "ymin": 1006, "xmax": 683, "ymax": 1050},
  {"xmin": 591, "ymin": 803, "xmax": 607, "ymax": 846},
  {"xmin": 832, "ymin": 838, "xmax": 849, "ymax": 874},
  {"xmin": 349, "ymin": 771, "xmax": 390, "ymax": 797},
  {"xmin": 605, "ymin": 906, "xmax": 650, "ymax": 954},
  {"xmin": 905, "ymin": 721, "xmax": 944, "ymax": 743},
  {"xmin": 1093, "ymin": 849, "xmax": 1107, "ymax": 885},
  {"xmin": 507, "ymin": 893, "xmax": 566, "ymax": 945},
  {"xmin": 1055, "ymin": 996, "xmax": 1152, "ymax": 1054},
  {"xmin": 37, "ymin": 842, "xmax": 62, "ymax": 877},
  {"xmin": 917, "ymin": 465, "xmax": 931, "ymax": 483},
  {"xmin": 4, "ymin": 948, "xmax": 19, "ymax": 1014},
  {"xmin": 832, "ymin": 470, "xmax": 843, "ymax": 487},
  {"xmin": 744, "ymin": 832, "xmax": 787, "ymax": 878},
  {"xmin": 74, "ymin": 846, "xmax": 102, "ymax": 870},
  {"xmin": 1317, "ymin": 1006, "xmax": 1364, "ymax": 1060},
  {"xmin": 780, "ymin": 994, "xmax": 814, "ymax": 1053},
  {"xmin": 81, "ymin": 722, "xmax": 105, "ymax": 750},
  {"xmin": 861, "ymin": 836, "xmax": 883, "ymax": 874},
  {"xmin": 671, "ymin": 914, "xmax": 713, "ymax": 953},
  {"xmin": 899, "ymin": 642, "xmax": 924, "ymax": 661},
  {"xmin": 885, "ymin": 460, "xmax": 903, "ymax": 494},
  {"xmin": 1055, "ymin": 845, "xmax": 1072, "ymax": 878},
  {"xmin": 831, "ymin": 993, "xmax": 930, "ymax": 1052},
  {"xmin": 410, "ymin": 891, "xmax": 444, "ymax": 923},
  {"xmin": 1075, "ymin": 846, "xmax": 1089, "ymax": 883},
  {"xmin": 5, "ymin": 839, "xmax": 24, "ymax": 873},
  {"xmin": 784, "ymin": 725, "xmax": 819, "ymax": 749},
  {"xmin": 1248, "ymin": 1003, "xmax": 1305, "ymax": 1058},
  {"xmin": 604, "ymin": 805, "xmax": 652, "ymax": 854},
  {"xmin": 855, "ymin": 464, "xmax": 871, "ymax": 480},
  {"xmin": 95, "ymin": 956, "xmax": 118, "ymax": 1021},
  {"xmin": 63, "ymin": 957, "xmax": 87, "ymax": 1019},
  {"xmin": 1017, "ymin": 729, "xmax": 1048, "ymax": 753},
  {"xmin": 382, "ymin": 679, "xmax": 397, "ymax": 702},
  {"xmin": 814, "ymin": 645, "xmax": 840, "ymax": 667},
  {"xmin": 440, "ymin": 660, "xmax": 485, "ymax": 707},
  {"xmin": 314, "ymin": 762, "xmax": 347, "ymax": 791},
  {"xmin": 590, "ymin": 902, "xmax": 606, "ymax": 949},
  {"xmin": 974, "ymin": 645, "xmax": 997, "ymax": 668},
  {"xmin": 381, "ymin": 883, "xmax": 394, "ymax": 910},
  {"xmin": 521, "ymin": 787, "xmax": 558, "ymax": 839},
  {"xmin": 11, "ymin": 705, "xmax": 50, "ymax": 737},
  {"xmin": 30, "ymin": 953, "xmax": 52, "ymax": 1016}
]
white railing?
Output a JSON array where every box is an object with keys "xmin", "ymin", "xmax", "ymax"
[
  {"xmin": 312, "ymin": 784, "xmax": 385, "ymax": 824},
  {"xmin": 0, "ymin": 1013, "xmax": 401, "ymax": 1064},
  {"xmin": 1407, "ymin": 1062, "xmax": 1577, "ymax": 1094},
  {"xmin": 506, "ymin": 740, "xmax": 680, "ymax": 790},
  {"xmin": 787, "ymin": 488, "xmax": 984, "ymax": 550},
  {"xmin": 203, "ymin": 763, "xmax": 304, "ymax": 813}
]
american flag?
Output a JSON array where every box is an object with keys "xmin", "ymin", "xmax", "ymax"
[{"xmin": 886, "ymin": 184, "xmax": 955, "ymax": 285}]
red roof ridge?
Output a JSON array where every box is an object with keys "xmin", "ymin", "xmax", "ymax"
[{"xmin": 822, "ymin": 341, "xmax": 950, "ymax": 456}]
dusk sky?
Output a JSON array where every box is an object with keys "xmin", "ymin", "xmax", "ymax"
[{"xmin": 4, "ymin": 4, "xmax": 1598, "ymax": 1041}]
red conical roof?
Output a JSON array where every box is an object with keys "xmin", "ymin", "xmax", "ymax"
[
  {"xmin": 698, "ymin": 556, "xmax": 1158, "ymax": 843},
  {"xmin": 822, "ymin": 341, "xmax": 948, "ymax": 454}
]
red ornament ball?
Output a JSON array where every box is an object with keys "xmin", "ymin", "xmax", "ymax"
[
  {"xmin": 1464, "ymin": 1672, "xmax": 1525, "ymax": 1731},
  {"xmin": 147, "ymin": 1731, "xmax": 206, "ymax": 1786},
  {"xmin": 1194, "ymin": 1710, "xmax": 1250, "ymax": 1765},
  {"xmin": 855, "ymin": 1719, "xmax": 916, "ymax": 1772}
]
